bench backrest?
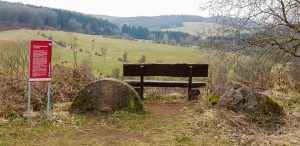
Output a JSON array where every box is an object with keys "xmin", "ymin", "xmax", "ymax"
[{"xmin": 123, "ymin": 64, "xmax": 209, "ymax": 77}]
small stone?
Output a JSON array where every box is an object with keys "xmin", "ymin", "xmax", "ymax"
[
  {"xmin": 189, "ymin": 89, "xmax": 200, "ymax": 100},
  {"xmin": 180, "ymin": 107, "xmax": 188, "ymax": 112},
  {"xmin": 169, "ymin": 93, "xmax": 182, "ymax": 97},
  {"xmin": 0, "ymin": 118, "xmax": 9, "ymax": 124}
]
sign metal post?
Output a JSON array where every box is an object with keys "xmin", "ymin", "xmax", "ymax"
[
  {"xmin": 47, "ymin": 82, "xmax": 51, "ymax": 118},
  {"xmin": 27, "ymin": 81, "xmax": 31, "ymax": 118}
]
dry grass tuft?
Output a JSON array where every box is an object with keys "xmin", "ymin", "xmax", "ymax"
[{"xmin": 188, "ymin": 99, "xmax": 300, "ymax": 145}]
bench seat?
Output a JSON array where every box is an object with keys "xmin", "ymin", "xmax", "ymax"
[{"xmin": 125, "ymin": 80, "xmax": 206, "ymax": 88}]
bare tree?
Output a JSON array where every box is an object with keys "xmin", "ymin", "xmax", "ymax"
[
  {"xmin": 87, "ymin": 39, "xmax": 95, "ymax": 72},
  {"xmin": 68, "ymin": 32, "xmax": 78, "ymax": 70},
  {"xmin": 200, "ymin": 0, "xmax": 300, "ymax": 59},
  {"xmin": 100, "ymin": 47, "xmax": 108, "ymax": 63}
]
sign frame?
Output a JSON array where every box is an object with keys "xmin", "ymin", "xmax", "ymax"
[
  {"xmin": 29, "ymin": 40, "xmax": 52, "ymax": 81},
  {"xmin": 28, "ymin": 40, "xmax": 53, "ymax": 119}
]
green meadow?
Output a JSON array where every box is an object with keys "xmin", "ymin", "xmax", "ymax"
[{"xmin": 0, "ymin": 29, "xmax": 208, "ymax": 75}]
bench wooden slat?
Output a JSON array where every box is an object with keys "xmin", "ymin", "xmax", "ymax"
[
  {"xmin": 123, "ymin": 64, "xmax": 208, "ymax": 77},
  {"xmin": 125, "ymin": 80, "xmax": 206, "ymax": 88}
]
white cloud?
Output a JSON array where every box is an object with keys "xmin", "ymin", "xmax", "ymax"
[{"xmin": 3, "ymin": 0, "xmax": 210, "ymax": 17}]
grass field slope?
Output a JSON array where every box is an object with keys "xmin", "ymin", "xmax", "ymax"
[
  {"xmin": 161, "ymin": 22, "xmax": 225, "ymax": 38},
  {"xmin": 0, "ymin": 29, "xmax": 207, "ymax": 75}
]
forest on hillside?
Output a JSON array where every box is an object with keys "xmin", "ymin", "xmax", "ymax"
[
  {"xmin": 106, "ymin": 15, "xmax": 230, "ymax": 30},
  {"xmin": 0, "ymin": 1, "xmax": 119, "ymax": 35},
  {"xmin": 0, "ymin": 1, "xmax": 248, "ymax": 47},
  {"xmin": 120, "ymin": 24, "xmax": 201, "ymax": 46}
]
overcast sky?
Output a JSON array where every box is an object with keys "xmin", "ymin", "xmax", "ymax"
[{"xmin": 3, "ymin": 0, "xmax": 210, "ymax": 17}]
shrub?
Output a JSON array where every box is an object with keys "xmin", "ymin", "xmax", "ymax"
[
  {"xmin": 117, "ymin": 57, "xmax": 123, "ymax": 62},
  {"xmin": 0, "ymin": 41, "xmax": 29, "ymax": 77},
  {"xmin": 100, "ymin": 48, "xmax": 107, "ymax": 56},
  {"xmin": 201, "ymin": 50, "xmax": 239, "ymax": 92},
  {"xmin": 138, "ymin": 55, "xmax": 146, "ymax": 63},
  {"xmin": 111, "ymin": 68, "xmax": 121, "ymax": 79},
  {"xmin": 122, "ymin": 52, "xmax": 128, "ymax": 62},
  {"xmin": 233, "ymin": 57, "xmax": 274, "ymax": 89},
  {"xmin": 0, "ymin": 61, "xmax": 95, "ymax": 118},
  {"xmin": 57, "ymin": 40, "xmax": 67, "ymax": 47}
]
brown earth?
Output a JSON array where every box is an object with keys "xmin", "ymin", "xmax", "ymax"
[
  {"xmin": 74, "ymin": 128, "xmax": 151, "ymax": 145},
  {"xmin": 144, "ymin": 102, "xmax": 194, "ymax": 118},
  {"xmin": 76, "ymin": 102, "xmax": 193, "ymax": 145}
]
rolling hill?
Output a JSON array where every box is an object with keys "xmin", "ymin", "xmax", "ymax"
[
  {"xmin": 95, "ymin": 15, "xmax": 254, "ymax": 38},
  {"xmin": 0, "ymin": 29, "xmax": 208, "ymax": 75},
  {"xmin": 95, "ymin": 15, "xmax": 228, "ymax": 31},
  {"xmin": 161, "ymin": 22, "xmax": 226, "ymax": 38}
]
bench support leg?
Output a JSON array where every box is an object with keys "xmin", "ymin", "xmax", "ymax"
[
  {"xmin": 140, "ymin": 66, "xmax": 144, "ymax": 99},
  {"xmin": 188, "ymin": 66, "xmax": 193, "ymax": 100},
  {"xmin": 140, "ymin": 76, "xmax": 144, "ymax": 99}
]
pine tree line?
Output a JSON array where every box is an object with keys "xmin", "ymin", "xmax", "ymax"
[
  {"xmin": 121, "ymin": 24, "xmax": 201, "ymax": 46},
  {"xmin": 0, "ymin": 1, "xmax": 119, "ymax": 35}
]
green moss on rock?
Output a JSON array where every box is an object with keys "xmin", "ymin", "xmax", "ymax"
[
  {"xmin": 125, "ymin": 98, "xmax": 145, "ymax": 114},
  {"xmin": 209, "ymin": 94, "xmax": 220, "ymax": 105},
  {"xmin": 215, "ymin": 83, "xmax": 284, "ymax": 116},
  {"xmin": 259, "ymin": 97, "xmax": 283, "ymax": 115}
]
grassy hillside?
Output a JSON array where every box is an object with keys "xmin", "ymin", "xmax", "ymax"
[
  {"xmin": 107, "ymin": 15, "xmax": 207, "ymax": 30},
  {"xmin": 161, "ymin": 22, "xmax": 226, "ymax": 38},
  {"xmin": 0, "ymin": 29, "xmax": 207, "ymax": 75}
]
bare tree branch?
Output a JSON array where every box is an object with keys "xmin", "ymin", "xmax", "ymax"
[{"xmin": 200, "ymin": 0, "xmax": 300, "ymax": 58}]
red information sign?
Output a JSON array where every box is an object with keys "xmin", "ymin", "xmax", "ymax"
[{"xmin": 29, "ymin": 41, "xmax": 52, "ymax": 82}]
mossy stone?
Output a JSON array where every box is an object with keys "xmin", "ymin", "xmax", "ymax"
[
  {"xmin": 216, "ymin": 82, "xmax": 284, "ymax": 115},
  {"xmin": 71, "ymin": 78, "xmax": 144, "ymax": 113}
]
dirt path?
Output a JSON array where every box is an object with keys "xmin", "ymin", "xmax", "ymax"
[
  {"xmin": 66, "ymin": 102, "xmax": 194, "ymax": 145},
  {"xmin": 74, "ymin": 128, "xmax": 150, "ymax": 145},
  {"xmin": 144, "ymin": 102, "xmax": 194, "ymax": 118}
]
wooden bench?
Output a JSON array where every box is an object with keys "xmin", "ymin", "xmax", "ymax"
[{"xmin": 123, "ymin": 64, "xmax": 209, "ymax": 100}]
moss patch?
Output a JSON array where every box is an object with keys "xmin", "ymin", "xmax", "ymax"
[
  {"xmin": 209, "ymin": 94, "xmax": 220, "ymax": 105},
  {"xmin": 125, "ymin": 98, "xmax": 145, "ymax": 114},
  {"xmin": 259, "ymin": 97, "xmax": 283, "ymax": 115}
]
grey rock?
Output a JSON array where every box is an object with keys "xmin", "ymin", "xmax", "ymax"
[
  {"xmin": 216, "ymin": 82, "xmax": 283, "ymax": 115},
  {"xmin": 70, "ymin": 78, "xmax": 144, "ymax": 113},
  {"xmin": 189, "ymin": 89, "xmax": 200, "ymax": 100}
]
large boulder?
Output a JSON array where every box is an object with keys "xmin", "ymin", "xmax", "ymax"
[
  {"xmin": 210, "ymin": 83, "xmax": 284, "ymax": 115},
  {"xmin": 71, "ymin": 78, "xmax": 144, "ymax": 113}
]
